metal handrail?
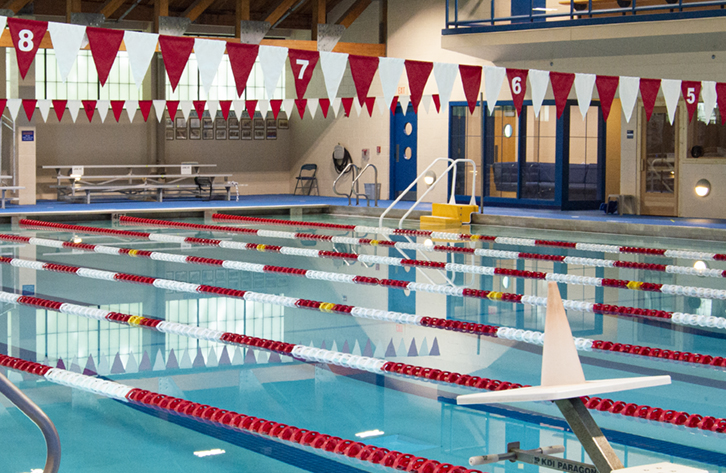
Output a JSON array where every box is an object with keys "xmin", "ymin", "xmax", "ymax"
[
  {"xmin": 332, "ymin": 163, "xmax": 359, "ymax": 204},
  {"xmin": 0, "ymin": 371, "xmax": 61, "ymax": 473},
  {"xmin": 350, "ymin": 163, "xmax": 379, "ymax": 207}
]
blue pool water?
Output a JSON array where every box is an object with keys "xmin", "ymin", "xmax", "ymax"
[{"xmin": 1, "ymin": 214, "xmax": 726, "ymax": 473}]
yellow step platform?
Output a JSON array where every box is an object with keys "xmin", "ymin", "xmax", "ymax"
[
  {"xmin": 431, "ymin": 203, "xmax": 478, "ymax": 224},
  {"xmin": 420, "ymin": 215, "xmax": 462, "ymax": 227}
]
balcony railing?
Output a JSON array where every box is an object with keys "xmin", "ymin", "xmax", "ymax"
[{"xmin": 444, "ymin": 0, "xmax": 726, "ymax": 32}]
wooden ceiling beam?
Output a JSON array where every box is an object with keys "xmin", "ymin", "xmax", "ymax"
[
  {"xmin": 3, "ymin": 0, "xmax": 32, "ymax": 14},
  {"xmin": 235, "ymin": 0, "xmax": 250, "ymax": 38},
  {"xmin": 336, "ymin": 0, "xmax": 371, "ymax": 28},
  {"xmin": 66, "ymin": 0, "xmax": 81, "ymax": 23},
  {"xmin": 97, "ymin": 0, "xmax": 127, "ymax": 18},
  {"xmin": 154, "ymin": 0, "xmax": 168, "ymax": 33},
  {"xmin": 264, "ymin": 0, "xmax": 299, "ymax": 26},
  {"xmin": 182, "ymin": 0, "xmax": 217, "ymax": 22},
  {"xmin": 311, "ymin": 0, "xmax": 325, "ymax": 40}
]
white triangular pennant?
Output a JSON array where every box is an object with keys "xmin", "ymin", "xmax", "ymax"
[
  {"xmin": 257, "ymin": 99, "xmax": 269, "ymax": 118},
  {"xmin": 378, "ymin": 57, "xmax": 405, "ymax": 111},
  {"xmin": 37, "ymin": 100, "xmax": 51, "ymax": 122},
  {"xmin": 282, "ymin": 99, "xmax": 295, "ymax": 116},
  {"xmin": 47, "ymin": 23, "xmax": 86, "ymax": 83},
  {"xmin": 433, "ymin": 62, "xmax": 458, "ymax": 112},
  {"xmin": 96, "ymin": 100, "xmax": 109, "ymax": 123},
  {"xmin": 124, "ymin": 31, "xmax": 159, "ymax": 90},
  {"xmin": 574, "ymin": 73, "xmax": 596, "ymax": 120},
  {"xmin": 259, "ymin": 45, "xmax": 288, "ymax": 100},
  {"xmin": 353, "ymin": 99, "xmax": 363, "ymax": 117},
  {"xmin": 702, "ymin": 81, "xmax": 717, "ymax": 123},
  {"xmin": 179, "ymin": 100, "xmax": 193, "ymax": 122},
  {"xmin": 125, "ymin": 100, "xmax": 138, "ymax": 123},
  {"xmin": 377, "ymin": 96, "xmax": 389, "ymax": 115},
  {"xmin": 194, "ymin": 38, "xmax": 226, "ymax": 97},
  {"xmin": 399, "ymin": 95, "xmax": 410, "ymax": 115},
  {"xmin": 233, "ymin": 100, "xmax": 245, "ymax": 119},
  {"xmin": 331, "ymin": 97, "xmax": 342, "ymax": 117},
  {"xmin": 307, "ymin": 98, "xmax": 318, "ymax": 119},
  {"xmin": 207, "ymin": 99, "xmax": 219, "ymax": 119},
  {"xmin": 7, "ymin": 99, "xmax": 21, "ymax": 121},
  {"xmin": 67, "ymin": 100, "xmax": 81, "ymax": 123},
  {"xmin": 0, "ymin": 17, "xmax": 6, "ymax": 34},
  {"xmin": 619, "ymin": 76, "xmax": 640, "ymax": 123},
  {"xmin": 529, "ymin": 69, "xmax": 549, "ymax": 118},
  {"xmin": 319, "ymin": 51, "xmax": 348, "ymax": 102},
  {"xmin": 661, "ymin": 79, "xmax": 681, "ymax": 125},
  {"xmin": 484, "ymin": 66, "xmax": 506, "ymax": 115},
  {"xmin": 421, "ymin": 94, "xmax": 432, "ymax": 114},
  {"xmin": 153, "ymin": 100, "xmax": 166, "ymax": 122}
]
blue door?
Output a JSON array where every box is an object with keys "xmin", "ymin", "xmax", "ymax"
[{"xmin": 390, "ymin": 103, "xmax": 417, "ymax": 201}]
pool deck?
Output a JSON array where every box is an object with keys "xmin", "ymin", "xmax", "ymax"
[{"xmin": 1, "ymin": 194, "xmax": 725, "ymax": 241}]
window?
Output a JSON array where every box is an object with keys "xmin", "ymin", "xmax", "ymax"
[
  {"xmin": 688, "ymin": 104, "xmax": 726, "ymax": 159},
  {"xmin": 449, "ymin": 104, "xmax": 482, "ymax": 199}
]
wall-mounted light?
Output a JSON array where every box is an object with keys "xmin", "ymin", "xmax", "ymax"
[
  {"xmin": 423, "ymin": 171, "xmax": 436, "ymax": 186},
  {"xmin": 695, "ymin": 179, "xmax": 711, "ymax": 197}
]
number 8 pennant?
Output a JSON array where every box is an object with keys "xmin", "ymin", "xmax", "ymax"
[
  {"xmin": 288, "ymin": 49, "xmax": 320, "ymax": 100},
  {"xmin": 8, "ymin": 18, "xmax": 48, "ymax": 79}
]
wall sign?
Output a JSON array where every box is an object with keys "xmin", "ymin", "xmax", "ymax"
[{"xmin": 21, "ymin": 130, "xmax": 34, "ymax": 141}]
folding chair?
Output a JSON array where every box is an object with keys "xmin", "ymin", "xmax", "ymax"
[{"xmin": 294, "ymin": 164, "xmax": 319, "ymax": 195}]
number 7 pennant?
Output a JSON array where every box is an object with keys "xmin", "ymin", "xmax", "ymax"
[
  {"xmin": 8, "ymin": 18, "xmax": 48, "ymax": 79},
  {"xmin": 288, "ymin": 49, "xmax": 320, "ymax": 100}
]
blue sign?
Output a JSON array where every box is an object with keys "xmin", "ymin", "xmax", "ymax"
[
  {"xmin": 22, "ymin": 284, "xmax": 34, "ymax": 295},
  {"xmin": 21, "ymin": 130, "xmax": 34, "ymax": 142}
]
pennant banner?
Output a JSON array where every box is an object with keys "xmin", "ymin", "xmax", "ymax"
[
  {"xmin": 97, "ymin": 100, "xmax": 110, "ymax": 123},
  {"xmin": 246, "ymin": 100, "xmax": 257, "ymax": 119},
  {"xmin": 319, "ymin": 98, "xmax": 330, "ymax": 119},
  {"xmin": 331, "ymin": 97, "xmax": 342, "ymax": 118},
  {"xmin": 259, "ymin": 45, "xmax": 289, "ymax": 100},
  {"xmin": 574, "ymin": 73, "xmax": 596, "ymax": 119},
  {"xmin": 661, "ymin": 79, "xmax": 681, "ymax": 125},
  {"xmin": 207, "ymin": 100, "xmax": 219, "ymax": 119},
  {"xmin": 433, "ymin": 62, "xmax": 458, "ymax": 113},
  {"xmin": 124, "ymin": 31, "xmax": 159, "ymax": 89},
  {"xmin": 38, "ymin": 100, "xmax": 51, "ymax": 122},
  {"xmin": 153, "ymin": 100, "xmax": 166, "ymax": 122},
  {"xmin": 179, "ymin": 100, "xmax": 192, "ymax": 122},
  {"xmin": 8, "ymin": 18, "xmax": 48, "ymax": 79},
  {"xmin": 459, "ymin": 64, "xmax": 482, "ymax": 115},
  {"xmin": 619, "ymin": 76, "xmax": 640, "ymax": 123},
  {"xmin": 159, "ymin": 35, "xmax": 195, "ymax": 92},
  {"xmin": 365, "ymin": 96, "xmax": 376, "ymax": 117},
  {"xmin": 52, "ymin": 100, "xmax": 67, "ymax": 122},
  {"xmin": 7, "ymin": 99, "xmax": 21, "ymax": 121},
  {"xmin": 23, "ymin": 99, "xmax": 37, "ymax": 121},
  {"xmin": 595, "ymin": 75, "xmax": 619, "ymax": 122},
  {"xmin": 139, "ymin": 100, "xmax": 153, "ymax": 122},
  {"xmin": 111, "ymin": 100, "xmax": 125, "ymax": 122},
  {"xmin": 550, "ymin": 71, "xmax": 575, "ymax": 119},
  {"xmin": 289, "ymin": 49, "xmax": 320, "ymax": 99},
  {"xmin": 639, "ymin": 78, "xmax": 661, "ymax": 122},
  {"xmin": 715, "ymin": 83, "xmax": 726, "ymax": 126},
  {"xmin": 341, "ymin": 97, "xmax": 354, "ymax": 117},
  {"xmin": 702, "ymin": 81, "xmax": 717, "ymax": 124},
  {"xmin": 681, "ymin": 80, "xmax": 702, "ymax": 123},
  {"xmin": 528, "ymin": 69, "xmax": 549, "ymax": 118},
  {"xmin": 295, "ymin": 99, "xmax": 307, "ymax": 119},
  {"xmin": 220, "ymin": 100, "xmax": 232, "ymax": 120},
  {"xmin": 226, "ymin": 43, "xmax": 259, "ymax": 98},
  {"xmin": 82, "ymin": 100, "xmax": 97, "ymax": 122},
  {"xmin": 195, "ymin": 38, "xmax": 227, "ymax": 97},
  {"xmin": 432, "ymin": 94, "xmax": 441, "ymax": 114},
  {"xmin": 404, "ymin": 60, "xmax": 433, "ymax": 114},
  {"xmin": 125, "ymin": 100, "xmax": 138, "ymax": 123},
  {"xmin": 86, "ymin": 27, "xmax": 125, "ymax": 86},
  {"xmin": 379, "ymin": 57, "xmax": 405, "ymax": 112},
  {"xmin": 319, "ymin": 51, "xmax": 348, "ymax": 103},
  {"xmin": 67, "ymin": 100, "xmax": 81, "ymax": 123},
  {"xmin": 193, "ymin": 101, "xmax": 206, "ymax": 120},
  {"xmin": 485, "ymin": 66, "xmax": 506, "ymax": 116},
  {"xmin": 506, "ymin": 68, "xmax": 528, "ymax": 116},
  {"xmin": 349, "ymin": 55, "xmax": 379, "ymax": 105},
  {"xmin": 47, "ymin": 22, "xmax": 86, "ymax": 83},
  {"xmin": 308, "ymin": 98, "xmax": 319, "ymax": 119},
  {"xmin": 270, "ymin": 99, "xmax": 283, "ymax": 120}
]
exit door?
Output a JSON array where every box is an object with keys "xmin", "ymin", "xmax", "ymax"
[{"xmin": 390, "ymin": 103, "xmax": 417, "ymax": 201}]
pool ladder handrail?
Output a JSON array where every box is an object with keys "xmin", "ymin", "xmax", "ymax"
[
  {"xmin": 350, "ymin": 163, "xmax": 379, "ymax": 207},
  {"xmin": 378, "ymin": 157, "xmax": 478, "ymax": 229},
  {"xmin": 332, "ymin": 163, "xmax": 359, "ymax": 204},
  {"xmin": 0, "ymin": 371, "xmax": 61, "ymax": 473}
]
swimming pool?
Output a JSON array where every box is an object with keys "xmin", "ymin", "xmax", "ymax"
[{"xmin": 1, "ymin": 213, "xmax": 725, "ymax": 473}]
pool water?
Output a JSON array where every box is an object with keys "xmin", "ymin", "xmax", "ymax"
[{"xmin": 1, "ymin": 214, "xmax": 725, "ymax": 473}]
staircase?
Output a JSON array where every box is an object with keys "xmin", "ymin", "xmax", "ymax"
[{"xmin": 420, "ymin": 203, "xmax": 478, "ymax": 227}]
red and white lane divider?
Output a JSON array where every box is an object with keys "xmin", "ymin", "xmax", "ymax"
[
  {"xmin": 16, "ymin": 220, "xmax": 726, "ymax": 301},
  {"xmin": 212, "ymin": 213, "xmax": 726, "ymax": 262},
  {"xmin": 117, "ymin": 216, "xmax": 726, "ymax": 280},
  {"xmin": 0, "ymin": 353, "xmax": 482, "ymax": 473}
]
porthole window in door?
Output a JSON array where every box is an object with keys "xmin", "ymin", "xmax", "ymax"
[
  {"xmin": 404, "ymin": 122, "xmax": 413, "ymax": 135},
  {"xmin": 404, "ymin": 147, "xmax": 413, "ymax": 160}
]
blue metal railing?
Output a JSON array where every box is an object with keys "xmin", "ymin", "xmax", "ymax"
[{"xmin": 445, "ymin": 0, "xmax": 726, "ymax": 31}]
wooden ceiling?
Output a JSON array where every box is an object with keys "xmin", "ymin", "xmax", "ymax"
[{"xmin": 4, "ymin": 0, "xmax": 374, "ymax": 33}]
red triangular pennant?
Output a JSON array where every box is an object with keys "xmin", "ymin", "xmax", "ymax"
[
  {"xmin": 390, "ymin": 96, "xmax": 399, "ymax": 114},
  {"xmin": 716, "ymin": 83, "xmax": 726, "ymax": 125},
  {"xmin": 639, "ymin": 78, "xmax": 661, "ymax": 122},
  {"xmin": 86, "ymin": 27, "xmax": 125, "ymax": 87},
  {"xmin": 506, "ymin": 68, "xmax": 528, "ymax": 116},
  {"xmin": 226, "ymin": 43, "xmax": 259, "ymax": 98},
  {"xmin": 139, "ymin": 100, "xmax": 153, "ymax": 122},
  {"xmin": 8, "ymin": 18, "xmax": 48, "ymax": 79},
  {"xmin": 341, "ymin": 97, "xmax": 354, "ymax": 117},
  {"xmin": 111, "ymin": 101, "xmax": 125, "ymax": 122},
  {"xmin": 82, "ymin": 100, "xmax": 96, "ymax": 122},
  {"xmin": 365, "ymin": 96, "xmax": 376, "ymax": 117},
  {"xmin": 550, "ymin": 72, "xmax": 575, "ymax": 119},
  {"xmin": 348, "ymin": 55, "xmax": 379, "ymax": 105},
  {"xmin": 166, "ymin": 100, "xmax": 180, "ymax": 120},
  {"xmin": 245, "ymin": 100, "xmax": 257, "ymax": 119},
  {"xmin": 0, "ymin": 99, "xmax": 6, "ymax": 118},
  {"xmin": 432, "ymin": 94, "xmax": 441, "ymax": 113},
  {"xmin": 288, "ymin": 49, "xmax": 320, "ymax": 100},
  {"xmin": 220, "ymin": 100, "xmax": 232, "ymax": 120},
  {"xmin": 404, "ymin": 60, "xmax": 433, "ymax": 114},
  {"xmin": 193, "ymin": 100, "xmax": 206, "ymax": 120},
  {"xmin": 22, "ymin": 100, "xmax": 37, "ymax": 121},
  {"xmin": 595, "ymin": 75, "xmax": 619, "ymax": 122},
  {"xmin": 459, "ymin": 64, "xmax": 482, "ymax": 114},
  {"xmin": 681, "ymin": 81, "xmax": 702, "ymax": 123},
  {"xmin": 295, "ymin": 99, "xmax": 307, "ymax": 119},
  {"xmin": 52, "ymin": 100, "xmax": 67, "ymax": 121},
  {"xmin": 270, "ymin": 99, "xmax": 283, "ymax": 120},
  {"xmin": 158, "ymin": 35, "xmax": 195, "ymax": 92},
  {"xmin": 319, "ymin": 98, "xmax": 330, "ymax": 119}
]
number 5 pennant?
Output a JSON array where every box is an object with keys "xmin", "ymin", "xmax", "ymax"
[
  {"xmin": 8, "ymin": 18, "xmax": 48, "ymax": 79},
  {"xmin": 288, "ymin": 49, "xmax": 320, "ymax": 100}
]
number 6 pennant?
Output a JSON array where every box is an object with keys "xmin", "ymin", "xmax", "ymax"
[
  {"xmin": 8, "ymin": 18, "xmax": 48, "ymax": 79},
  {"xmin": 288, "ymin": 49, "xmax": 320, "ymax": 100},
  {"xmin": 506, "ymin": 68, "xmax": 528, "ymax": 116}
]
